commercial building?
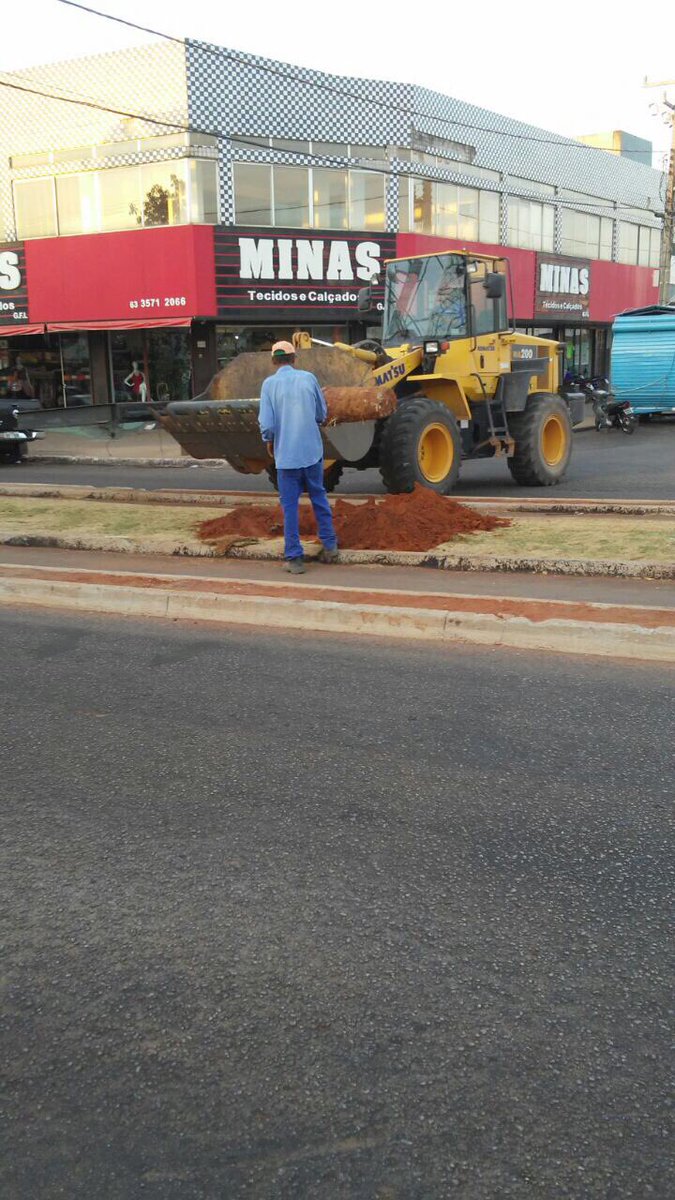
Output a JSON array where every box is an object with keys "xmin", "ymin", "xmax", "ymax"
[{"xmin": 0, "ymin": 40, "xmax": 666, "ymax": 407}]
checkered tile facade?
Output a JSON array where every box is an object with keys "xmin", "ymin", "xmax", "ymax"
[
  {"xmin": 0, "ymin": 37, "xmax": 663, "ymax": 252},
  {"xmin": 0, "ymin": 42, "xmax": 187, "ymax": 240},
  {"xmin": 186, "ymin": 38, "xmax": 664, "ymax": 241}
]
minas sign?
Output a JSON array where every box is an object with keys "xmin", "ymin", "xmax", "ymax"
[
  {"xmin": 215, "ymin": 227, "xmax": 395, "ymax": 319},
  {"xmin": 535, "ymin": 253, "xmax": 591, "ymax": 320},
  {"xmin": 0, "ymin": 244, "xmax": 29, "ymax": 324}
]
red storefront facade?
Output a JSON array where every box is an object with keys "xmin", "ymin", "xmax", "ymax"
[{"xmin": 0, "ymin": 224, "xmax": 659, "ymax": 407}]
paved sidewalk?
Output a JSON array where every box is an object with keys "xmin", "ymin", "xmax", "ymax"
[
  {"xmin": 1, "ymin": 544, "xmax": 673, "ymax": 608},
  {"xmin": 1, "ymin": 546, "xmax": 673, "ymax": 662}
]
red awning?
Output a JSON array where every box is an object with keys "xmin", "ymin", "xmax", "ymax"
[
  {"xmin": 45, "ymin": 317, "xmax": 192, "ymax": 332},
  {"xmin": 0, "ymin": 323, "xmax": 45, "ymax": 338}
]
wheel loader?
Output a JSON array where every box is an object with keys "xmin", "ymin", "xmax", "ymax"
[{"xmin": 159, "ymin": 250, "xmax": 585, "ymax": 493}]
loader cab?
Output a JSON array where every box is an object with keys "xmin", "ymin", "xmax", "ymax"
[{"xmin": 379, "ymin": 252, "xmax": 508, "ymax": 349}]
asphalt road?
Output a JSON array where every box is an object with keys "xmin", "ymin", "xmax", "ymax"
[
  {"xmin": 3, "ymin": 611, "xmax": 674, "ymax": 1199},
  {"xmin": 5, "ymin": 421, "xmax": 675, "ymax": 499}
]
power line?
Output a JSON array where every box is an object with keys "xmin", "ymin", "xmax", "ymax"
[
  {"xmin": 55, "ymin": 0, "xmax": 661, "ymax": 159},
  {"xmin": 0, "ymin": 76, "xmax": 217, "ymax": 139},
  {"xmin": 1, "ymin": 66, "xmax": 662, "ymax": 223},
  {"xmin": 2, "ymin": 76, "xmax": 657, "ymax": 219}
]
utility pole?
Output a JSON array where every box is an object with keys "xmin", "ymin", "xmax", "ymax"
[{"xmin": 645, "ymin": 78, "xmax": 675, "ymax": 305}]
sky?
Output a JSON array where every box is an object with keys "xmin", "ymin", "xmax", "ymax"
[{"xmin": 3, "ymin": 0, "xmax": 675, "ymax": 166}]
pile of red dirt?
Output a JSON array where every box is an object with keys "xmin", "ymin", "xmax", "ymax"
[{"xmin": 197, "ymin": 485, "xmax": 509, "ymax": 553}]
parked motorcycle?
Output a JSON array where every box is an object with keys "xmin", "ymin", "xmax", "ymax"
[
  {"xmin": 588, "ymin": 379, "xmax": 636, "ymax": 435},
  {"xmin": 0, "ymin": 402, "xmax": 42, "ymax": 462}
]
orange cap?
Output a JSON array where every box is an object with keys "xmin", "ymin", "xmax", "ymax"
[{"xmin": 271, "ymin": 340, "xmax": 296, "ymax": 359}]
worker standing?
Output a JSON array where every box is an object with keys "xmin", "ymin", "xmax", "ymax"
[{"xmin": 259, "ymin": 341, "xmax": 338, "ymax": 575}]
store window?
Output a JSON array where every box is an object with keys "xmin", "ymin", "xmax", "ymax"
[
  {"xmin": 403, "ymin": 178, "xmax": 500, "ymax": 243},
  {"xmin": 60, "ymin": 333, "xmax": 92, "ymax": 404},
  {"xmin": 458, "ymin": 188, "xmax": 479, "ymax": 239},
  {"xmin": 234, "ymin": 160, "xmax": 386, "ymax": 231},
  {"xmin": 98, "ymin": 166, "xmax": 141, "ymax": 232},
  {"xmin": 190, "ymin": 159, "xmax": 218, "ymax": 223},
  {"xmin": 479, "ymin": 191, "xmax": 500, "ymax": 244},
  {"xmin": 398, "ymin": 176, "xmax": 410, "ymax": 232},
  {"xmin": 600, "ymin": 217, "xmax": 613, "ymax": 261},
  {"xmin": 416, "ymin": 183, "xmax": 480, "ymax": 240},
  {"xmin": 349, "ymin": 171, "xmax": 385, "ymax": 231},
  {"xmin": 412, "ymin": 178, "xmax": 434, "ymax": 234},
  {"xmin": 561, "ymin": 210, "xmax": 613, "ymax": 260},
  {"xmin": 15, "ymin": 158, "xmax": 215, "ymax": 238},
  {"xmin": 618, "ymin": 222, "xmax": 639, "ymax": 264},
  {"xmin": 635, "ymin": 225, "xmax": 660, "ymax": 268},
  {"xmin": 273, "ymin": 167, "xmax": 310, "ymax": 228},
  {"xmin": 136, "ymin": 162, "xmax": 187, "ymax": 227},
  {"xmin": 110, "ymin": 328, "xmax": 191, "ymax": 405},
  {"xmin": 435, "ymin": 182, "xmax": 458, "ymax": 238},
  {"xmin": 233, "ymin": 162, "xmax": 273, "ymax": 225},
  {"xmin": 507, "ymin": 198, "xmax": 554, "ymax": 251},
  {"xmin": 0, "ymin": 334, "xmax": 61, "ymax": 407},
  {"xmin": 56, "ymin": 173, "xmax": 99, "ymax": 236},
  {"xmin": 13, "ymin": 178, "xmax": 57, "ymax": 239},
  {"xmin": 313, "ymin": 169, "xmax": 348, "ymax": 229}
]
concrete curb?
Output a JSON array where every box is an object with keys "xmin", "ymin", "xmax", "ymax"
[
  {"xmin": 0, "ymin": 532, "xmax": 217, "ymax": 557},
  {"xmin": 0, "ymin": 569, "xmax": 673, "ymax": 662},
  {"xmin": 2, "ymin": 482, "xmax": 674, "ymax": 516},
  {"xmin": 1, "ymin": 530, "xmax": 673, "ymax": 579},
  {"xmin": 229, "ymin": 543, "xmax": 675, "ymax": 580}
]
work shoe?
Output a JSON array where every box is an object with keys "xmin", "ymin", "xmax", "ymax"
[
  {"xmin": 284, "ymin": 558, "xmax": 306, "ymax": 574},
  {"xmin": 316, "ymin": 545, "xmax": 339, "ymax": 564}
]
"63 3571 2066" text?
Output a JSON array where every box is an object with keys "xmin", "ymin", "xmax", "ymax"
[{"xmin": 129, "ymin": 296, "xmax": 187, "ymax": 309}]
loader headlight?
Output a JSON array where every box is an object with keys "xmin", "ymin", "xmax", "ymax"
[{"xmin": 424, "ymin": 341, "xmax": 439, "ymax": 355}]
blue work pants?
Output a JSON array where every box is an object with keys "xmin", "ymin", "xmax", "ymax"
[{"xmin": 277, "ymin": 460, "xmax": 337, "ymax": 560}]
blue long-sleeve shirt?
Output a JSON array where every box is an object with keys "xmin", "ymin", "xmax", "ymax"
[{"xmin": 258, "ymin": 365, "xmax": 327, "ymax": 469}]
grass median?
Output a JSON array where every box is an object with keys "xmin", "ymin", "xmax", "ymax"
[
  {"xmin": 450, "ymin": 515, "xmax": 675, "ymax": 562},
  {"xmin": 0, "ymin": 498, "xmax": 219, "ymax": 546},
  {"xmin": 0, "ymin": 497, "xmax": 672, "ymax": 564}
]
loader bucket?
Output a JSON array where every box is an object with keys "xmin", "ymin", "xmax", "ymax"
[{"xmin": 158, "ymin": 345, "xmax": 395, "ymax": 471}]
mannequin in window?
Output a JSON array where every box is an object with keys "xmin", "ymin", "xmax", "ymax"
[
  {"xmin": 124, "ymin": 361, "xmax": 148, "ymax": 403},
  {"xmin": 8, "ymin": 355, "xmax": 34, "ymax": 400}
]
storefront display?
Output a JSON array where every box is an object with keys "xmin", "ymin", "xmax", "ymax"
[
  {"xmin": 0, "ymin": 223, "xmax": 659, "ymax": 406},
  {"xmin": 110, "ymin": 328, "xmax": 191, "ymax": 404}
]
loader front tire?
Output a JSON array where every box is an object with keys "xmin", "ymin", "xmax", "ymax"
[
  {"xmin": 508, "ymin": 393, "xmax": 572, "ymax": 487},
  {"xmin": 265, "ymin": 461, "xmax": 344, "ymax": 492},
  {"xmin": 378, "ymin": 397, "xmax": 461, "ymax": 494}
]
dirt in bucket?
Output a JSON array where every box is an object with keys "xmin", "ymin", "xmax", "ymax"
[{"xmin": 197, "ymin": 485, "xmax": 509, "ymax": 553}]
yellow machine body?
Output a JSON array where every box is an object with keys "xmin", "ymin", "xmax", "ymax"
[{"xmin": 160, "ymin": 248, "xmax": 578, "ymax": 493}]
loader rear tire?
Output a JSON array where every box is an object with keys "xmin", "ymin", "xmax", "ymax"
[
  {"xmin": 265, "ymin": 461, "xmax": 344, "ymax": 492},
  {"xmin": 508, "ymin": 393, "xmax": 572, "ymax": 487},
  {"xmin": 378, "ymin": 397, "xmax": 461, "ymax": 494}
]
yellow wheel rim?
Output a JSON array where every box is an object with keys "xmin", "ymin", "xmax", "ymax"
[
  {"xmin": 417, "ymin": 423, "xmax": 454, "ymax": 483},
  {"xmin": 541, "ymin": 414, "xmax": 566, "ymax": 467}
]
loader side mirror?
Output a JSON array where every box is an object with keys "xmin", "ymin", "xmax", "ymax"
[
  {"xmin": 357, "ymin": 273, "xmax": 380, "ymax": 314},
  {"xmin": 357, "ymin": 284, "xmax": 375, "ymax": 314},
  {"xmin": 484, "ymin": 272, "xmax": 506, "ymax": 300}
]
